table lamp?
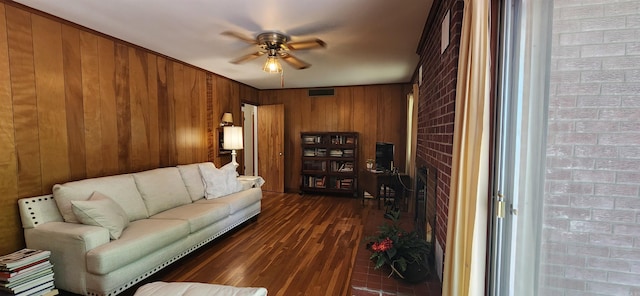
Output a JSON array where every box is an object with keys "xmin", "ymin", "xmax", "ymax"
[{"xmin": 223, "ymin": 126, "xmax": 243, "ymax": 168}]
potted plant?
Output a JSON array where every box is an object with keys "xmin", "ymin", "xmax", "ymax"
[{"xmin": 366, "ymin": 210, "xmax": 431, "ymax": 283}]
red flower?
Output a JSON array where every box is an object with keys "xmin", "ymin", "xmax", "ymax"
[{"xmin": 371, "ymin": 237, "xmax": 393, "ymax": 252}]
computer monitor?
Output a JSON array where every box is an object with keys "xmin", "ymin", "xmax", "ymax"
[{"xmin": 375, "ymin": 142, "xmax": 394, "ymax": 171}]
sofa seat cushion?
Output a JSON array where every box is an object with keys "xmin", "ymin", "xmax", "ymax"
[
  {"xmin": 86, "ymin": 218, "xmax": 189, "ymax": 275},
  {"xmin": 196, "ymin": 188, "xmax": 261, "ymax": 215},
  {"xmin": 53, "ymin": 174, "xmax": 149, "ymax": 223},
  {"xmin": 177, "ymin": 163, "xmax": 207, "ymax": 201},
  {"xmin": 133, "ymin": 167, "xmax": 193, "ymax": 216},
  {"xmin": 150, "ymin": 203, "xmax": 229, "ymax": 233},
  {"xmin": 134, "ymin": 281, "xmax": 268, "ymax": 296}
]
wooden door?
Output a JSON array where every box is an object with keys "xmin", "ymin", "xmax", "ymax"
[{"xmin": 257, "ymin": 104, "xmax": 284, "ymax": 192}]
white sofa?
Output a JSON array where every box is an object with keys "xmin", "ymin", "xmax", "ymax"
[{"xmin": 17, "ymin": 162, "xmax": 264, "ymax": 296}]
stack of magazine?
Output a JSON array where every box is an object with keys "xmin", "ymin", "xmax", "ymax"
[{"xmin": 0, "ymin": 249, "xmax": 57, "ymax": 296}]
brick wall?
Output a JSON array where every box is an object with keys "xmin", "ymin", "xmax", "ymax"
[
  {"xmin": 415, "ymin": 0, "xmax": 464, "ymax": 255},
  {"xmin": 542, "ymin": 0, "xmax": 640, "ymax": 294}
]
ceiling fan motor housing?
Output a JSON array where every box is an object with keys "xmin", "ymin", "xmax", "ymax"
[{"xmin": 257, "ymin": 32, "xmax": 289, "ymax": 50}]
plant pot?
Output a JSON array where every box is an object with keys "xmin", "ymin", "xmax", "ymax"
[{"xmin": 397, "ymin": 261, "xmax": 429, "ymax": 284}]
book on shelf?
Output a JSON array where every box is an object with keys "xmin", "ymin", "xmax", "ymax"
[
  {"xmin": 305, "ymin": 148, "xmax": 328, "ymax": 157},
  {"xmin": 329, "ymin": 149, "xmax": 343, "ymax": 157},
  {"xmin": 305, "ymin": 176, "xmax": 326, "ymax": 188},
  {"xmin": 336, "ymin": 178, "xmax": 353, "ymax": 189},
  {"xmin": 303, "ymin": 136, "xmax": 322, "ymax": 144},
  {"xmin": 303, "ymin": 161, "xmax": 326, "ymax": 171},
  {"xmin": 0, "ymin": 250, "xmax": 50, "ymax": 271},
  {"xmin": 332, "ymin": 161, "xmax": 353, "ymax": 172}
]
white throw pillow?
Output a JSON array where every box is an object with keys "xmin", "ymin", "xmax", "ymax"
[
  {"xmin": 222, "ymin": 163, "xmax": 244, "ymax": 194},
  {"xmin": 199, "ymin": 163, "xmax": 243, "ymax": 199},
  {"xmin": 71, "ymin": 191, "xmax": 129, "ymax": 240}
]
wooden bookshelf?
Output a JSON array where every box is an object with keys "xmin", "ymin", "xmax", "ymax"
[{"xmin": 300, "ymin": 132, "xmax": 358, "ymax": 196}]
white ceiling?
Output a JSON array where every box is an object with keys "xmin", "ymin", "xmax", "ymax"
[{"xmin": 14, "ymin": 0, "xmax": 433, "ymax": 90}]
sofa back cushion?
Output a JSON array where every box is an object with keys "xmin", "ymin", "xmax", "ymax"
[
  {"xmin": 53, "ymin": 174, "xmax": 149, "ymax": 223},
  {"xmin": 177, "ymin": 163, "xmax": 206, "ymax": 201},
  {"xmin": 133, "ymin": 167, "xmax": 193, "ymax": 216}
]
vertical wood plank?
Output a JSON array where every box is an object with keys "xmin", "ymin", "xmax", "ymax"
[
  {"xmin": 97, "ymin": 37, "xmax": 119, "ymax": 176},
  {"xmin": 0, "ymin": 3, "xmax": 21, "ymax": 254},
  {"xmin": 7, "ymin": 6, "xmax": 42, "ymax": 197},
  {"xmin": 114, "ymin": 43, "xmax": 131, "ymax": 172},
  {"xmin": 61, "ymin": 24, "xmax": 86, "ymax": 181},
  {"xmin": 365, "ymin": 86, "xmax": 380, "ymax": 159},
  {"xmin": 214, "ymin": 75, "xmax": 230, "ymax": 166},
  {"xmin": 380, "ymin": 85, "xmax": 407, "ymax": 170},
  {"xmin": 172, "ymin": 62, "xmax": 187, "ymax": 164},
  {"xmin": 160, "ymin": 58, "xmax": 177, "ymax": 166},
  {"xmin": 288, "ymin": 90, "xmax": 303, "ymax": 190},
  {"xmin": 197, "ymin": 71, "xmax": 208, "ymax": 162},
  {"xmin": 129, "ymin": 47, "xmax": 150, "ymax": 171},
  {"xmin": 183, "ymin": 65, "xmax": 196, "ymax": 164},
  {"xmin": 80, "ymin": 30, "xmax": 103, "ymax": 178},
  {"xmin": 32, "ymin": 14, "xmax": 70, "ymax": 188},
  {"xmin": 336, "ymin": 87, "xmax": 354, "ymax": 131},
  {"xmin": 326, "ymin": 95, "xmax": 338, "ymax": 131},
  {"xmin": 147, "ymin": 53, "xmax": 160, "ymax": 168}
]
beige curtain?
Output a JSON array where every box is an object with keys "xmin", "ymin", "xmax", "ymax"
[{"xmin": 442, "ymin": 0, "xmax": 491, "ymax": 295}]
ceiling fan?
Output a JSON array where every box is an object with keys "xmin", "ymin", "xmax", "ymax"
[{"xmin": 222, "ymin": 31, "xmax": 326, "ymax": 73}]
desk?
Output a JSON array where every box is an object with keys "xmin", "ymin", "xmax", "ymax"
[{"xmin": 359, "ymin": 170, "xmax": 410, "ymax": 210}]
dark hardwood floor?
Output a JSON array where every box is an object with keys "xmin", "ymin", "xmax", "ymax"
[
  {"xmin": 61, "ymin": 191, "xmax": 442, "ymax": 296},
  {"xmin": 128, "ymin": 192, "xmax": 363, "ymax": 296}
]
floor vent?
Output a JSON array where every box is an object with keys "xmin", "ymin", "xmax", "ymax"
[{"xmin": 308, "ymin": 88, "xmax": 335, "ymax": 97}]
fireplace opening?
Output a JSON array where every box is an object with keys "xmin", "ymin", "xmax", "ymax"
[{"xmin": 415, "ymin": 165, "xmax": 437, "ymax": 264}]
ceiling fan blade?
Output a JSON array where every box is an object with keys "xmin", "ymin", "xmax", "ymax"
[
  {"xmin": 230, "ymin": 51, "xmax": 265, "ymax": 64},
  {"xmin": 286, "ymin": 39, "xmax": 326, "ymax": 50},
  {"xmin": 221, "ymin": 31, "xmax": 257, "ymax": 44},
  {"xmin": 279, "ymin": 52, "xmax": 311, "ymax": 70}
]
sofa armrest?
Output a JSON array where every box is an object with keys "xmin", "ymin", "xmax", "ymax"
[
  {"xmin": 18, "ymin": 195, "xmax": 63, "ymax": 229},
  {"xmin": 24, "ymin": 222, "xmax": 110, "ymax": 295},
  {"xmin": 237, "ymin": 176, "xmax": 265, "ymax": 190}
]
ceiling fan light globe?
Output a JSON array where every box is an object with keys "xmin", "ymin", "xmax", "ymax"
[{"xmin": 263, "ymin": 56, "xmax": 283, "ymax": 73}]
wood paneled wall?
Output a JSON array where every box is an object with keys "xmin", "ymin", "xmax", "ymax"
[
  {"xmin": 259, "ymin": 84, "xmax": 411, "ymax": 192},
  {"xmin": 0, "ymin": 2, "xmax": 257, "ymax": 254}
]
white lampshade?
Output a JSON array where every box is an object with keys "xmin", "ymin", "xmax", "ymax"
[
  {"xmin": 223, "ymin": 126, "xmax": 243, "ymax": 169},
  {"xmin": 223, "ymin": 126, "xmax": 243, "ymax": 150}
]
